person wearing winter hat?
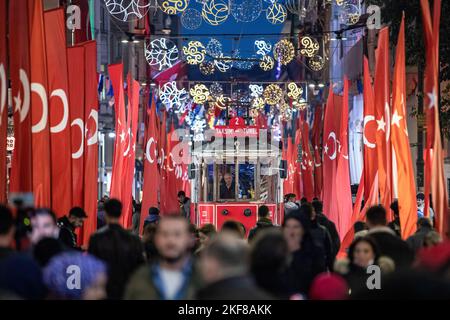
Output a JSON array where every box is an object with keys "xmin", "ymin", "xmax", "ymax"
[
  {"xmin": 143, "ymin": 207, "xmax": 160, "ymax": 228},
  {"xmin": 309, "ymin": 273, "xmax": 349, "ymax": 300},
  {"xmin": 43, "ymin": 252, "xmax": 107, "ymax": 300}
]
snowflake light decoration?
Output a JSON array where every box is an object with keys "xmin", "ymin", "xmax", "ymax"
[
  {"xmin": 287, "ymin": 83, "xmax": 304, "ymax": 100},
  {"xmin": 159, "ymin": 81, "xmax": 188, "ymax": 111},
  {"xmin": 230, "ymin": 0, "xmax": 262, "ymax": 23},
  {"xmin": 273, "ymin": 39, "xmax": 295, "ymax": 65},
  {"xmin": 209, "ymin": 82, "xmax": 223, "ymax": 97},
  {"xmin": 299, "ymin": 36, "xmax": 320, "ymax": 58},
  {"xmin": 266, "ymin": 3, "xmax": 287, "ymax": 25},
  {"xmin": 199, "ymin": 61, "xmax": 215, "ymax": 75},
  {"xmin": 145, "ymin": 38, "xmax": 179, "ymax": 71},
  {"xmin": 158, "ymin": 0, "xmax": 189, "ymax": 15},
  {"xmin": 182, "ymin": 41, "xmax": 206, "ymax": 65},
  {"xmin": 202, "ymin": 0, "xmax": 230, "ymax": 26},
  {"xmin": 263, "ymin": 84, "xmax": 283, "ymax": 105},
  {"xmin": 254, "ymin": 40, "xmax": 272, "ymax": 56},
  {"xmin": 181, "ymin": 8, "xmax": 203, "ymax": 30},
  {"xmin": 191, "ymin": 116, "xmax": 207, "ymax": 134},
  {"xmin": 104, "ymin": 0, "xmax": 151, "ymax": 22},
  {"xmin": 249, "ymin": 84, "xmax": 263, "ymax": 98},
  {"xmin": 190, "ymin": 84, "xmax": 210, "ymax": 104},
  {"xmin": 259, "ymin": 55, "xmax": 275, "ymax": 71}
]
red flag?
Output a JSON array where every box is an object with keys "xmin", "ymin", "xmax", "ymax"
[
  {"xmin": 283, "ymin": 136, "xmax": 297, "ymax": 196},
  {"xmin": 159, "ymin": 111, "xmax": 168, "ymax": 212},
  {"xmin": 421, "ymin": 0, "xmax": 449, "ymax": 237},
  {"xmin": 0, "ymin": 0, "xmax": 8, "ymax": 202},
  {"xmin": 141, "ymin": 96, "xmax": 160, "ymax": 233},
  {"xmin": 335, "ymin": 78, "xmax": 353, "ymax": 238},
  {"xmin": 30, "ymin": 0, "xmax": 52, "ymax": 207},
  {"xmin": 362, "ymin": 57, "xmax": 379, "ymax": 201},
  {"xmin": 391, "ymin": 15, "xmax": 418, "ymax": 239},
  {"xmin": 9, "ymin": 0, "xmax": 33, "ymax": 195},
  {"xmin": 121, "ymin": 75, "xmax": 140, "ymax": 228},
  {"xmin": 67, "ymin": 45, "xmax": 85, "ymax": 208},
  {"xmin": 311, "ymin": 106, "xmax": 323, "ymax": 199},
  {"xmin": 44, "ymin": 8, "xmax": 73, "ymax": 217},
  {"xmin": 300, "ymin": 121, "xmax": 314, "ymax": 202},
  {"xmin": 109, "ymin": 63, "xmax": 127, "ymax": 202},
  {"xmin": 82, "ymin": 41, "xmax": 98, "ymax": 245},
  {"xmin": 374, "ymin": 27, "xmax": 393, "ymax": 216}
]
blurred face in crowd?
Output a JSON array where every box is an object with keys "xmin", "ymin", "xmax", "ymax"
[
  {"xmin": 417, "ymin": 197, "xmax": 424, "ymax": 208},
  {"xmin": 155, "ymin": 218, "xmax": 190, "ymax": 263},
  {"xmin": 82, "ymin": 272, "xmax": 108, "ymax": 300},
  {"xmin": 353, "ymin": 240, "xmax": 375, "ymax": 268},
  {"xmin": 283, "ymin": 218, "xmax": 304, "ymax": 252},
  {"xmin": 30, "ymin": 214, "xmax": 59, "ymax": 245},
  {"xmin": 69, "ymin": 216, "xmax": 85, "ymax": 228},
  {"xmin": 224, "ymin": 173, "xmax": 232, "ymax": 187},
  {"xmin": 199, "ymin": 232, "xmax": 209, "ymax": 246}
]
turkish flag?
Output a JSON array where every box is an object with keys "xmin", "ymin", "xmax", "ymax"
[
  {"xmin": 391, "ymin": 15, "xmax": 418, "ymax": 239},
  {"xmin": 9, "ymin": 0, "xmax": 33, "ymax": 195},
  {"xmin": 335, "ymin": 78, "xmax": 353, "ymax": 238},
  {"xmin": 159, "ymin": 111, "xmax": 168, "ymax": 212},
  {"xmin": 322, "ymin": 86, "xmax": 342, "ymax": 233},
  {"xmin": 82, "ymin": 41, "xmax": 98, "ymax": 245},
  {"xmin": 374, "ymin": 27, "xmax": 393, "ymax": 217},
  {"xmin": 421, "ymin": 0, "xmax": 449, "ymax": 237},
  {"xmin": 30, "ymin": 0, "xmax": 52, "ymax": 208},
  {"xmin": 67, "ymin": 45, "xmax": 85, "ymax": 208},
  {"xmin": 0, "ymin": 0, "xmax": 7, "ymax": 202},
  {"xmin": 300, "ymin": 121, "xmax": 314, "ymax": 202},
  {"xmin": 140, "ymin": 96, "xmax": 160, "ymax": 233},
  {"xmin": 283, "ymin": 136, "xmax": 298, "ymax": 196},
  {"xmin": 362, "ymin": 57, "xmax": 379, "ymax": 201},
  {"xmin": 121, "ymin": 75, "xmax": 140, "ymax": 228},
  {"xmin": 311, "ymin": 106, "xmax": 323, "ymax": 199},
  {"xmin": 44, "ymin": 8, "xmax": 73, "ymax": 217},
  {"xmin": 109, "ymin": 63, "xmax": 127, "ymax": 202}
]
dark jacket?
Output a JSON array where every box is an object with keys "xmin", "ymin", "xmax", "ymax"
[
  {"xmin": 124, "ymin": 259, "xmax": 202, "ymax": 300},
  {"xmin": 88, "ymin": 223, "xmax": 145, "ymax": 299},
  {"xmin": 367, "ymin": 227, "xmax": 414, "ymax": 269},
  {"xmin": 283, "ymin": 242, "xmax": 327, "ymax": 295},
  {"xmin": 316, "ymin": 212, "xmax": 341, "ymax": 256},
  {"xmin": 344, "ymin": 264, "xmax": 373, "ymax": 296},
  {"xmin": 387, "ymin": 219, "xmax": 401, "ymax": 237},
  {"xmin": 180, "ymin": 197, "xmax": 191, "ymax": 220},
  {"xmin": 57, "ymin": 216, "xmax": 79, "ymax": 250},
  {"xmin": 310, "ymin": 219, "xmax": 334, "ymax": 271},
  {"xmin": 196, "ymin": 275, "xmax": 273, "ymax": 300},
  {"xmin": 406, "ymin": 226, "xmax": 433, "ymax": 252},
  {"xmin": 248, "ymin": 217, "xmax": 274, "ymax": 242}
]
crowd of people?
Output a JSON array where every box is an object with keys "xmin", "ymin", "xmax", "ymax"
[{"xmin": 0, "ymin": 193, "xmax": 450, "ymax": 300}]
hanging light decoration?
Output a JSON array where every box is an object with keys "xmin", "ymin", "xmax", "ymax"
[
  {"xmin": 308, "ymin": 54, "xmax": 325, "ymax": 71},
  {"xmin": 259, "ymin": 55, "xmax": 275, "ymax": 71},
  {"xmin": 158, "ymin": 0, "xmax": 189, "ymax": 15},
  {"xmin": 273, "ymin": 39, "xmax": 295, "ymax": 65},
  {"xmin": 182, "ymin": 41, "xmax": 206, "ymax": 65},
  {"xmin": 299, "ymin": 36, "xmax": 320, "ymax": 58},
  {"xmin": 263, "ymin": 84, "xmax": 284, "ymax": 105},
  {"xmin": 287, "ymin": 82, "xmax": 304, "ymax": 100},
  {"xmin": 214, "ymin": 54, "xmax": 233, "ymax": 73},
  {"xmin": 159, "ymin": 81, "xmax": 188, "ymax": 111},
  {"xmin": 249, "ymin": 84, "xmax": 264, "ymax": 98},
  {"xmin": 254, "ymin": 39, "xmax": 272, "ymax": 56},
  {"xmin": 202, "ymin": 0, "xmax": 230, "ymax": 26},
  {"xmin": 251, "ymin": 97, "xmax": 265, "ymax": 109},
  {"xmin": 190, "ymin": 84, "xmax": 210, "ymax": 104},
  {"xmin": 266, "ymin": 2, "xmax": 287, "ymax": 25},
  {"xmin": 145, "ymin": 38, "xmax": 179, "ymax": 70},
  {"xmin": 206, "ymin": 38, "xmax": 223, "ymax": 58},
  {"xmin": 230, "ymin": 0, "xmax": 263, "ymax": 22},
  {"xmin": 209, "ymin": 82, "xmax": 223, "ymax": 98},
  {"xmin": 216, "ymin": 95, "xmax": 231, "ymax": 109},
  {"xmin": 199, "ymin": 61, "xmax": 215, "ymax": 75},
  {"xmin": 104, "ymin": 0, "xmax": 151, "ymax": 22},
  {"xmin": 181, "ymin": 8, "xmax": 203, "ymax": 30}
]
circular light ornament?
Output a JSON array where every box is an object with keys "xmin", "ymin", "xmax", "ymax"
[
  {"xmin": 206, "ymin": 38, "xmax": 223, "ymax": 58},
  {"xmin": 199, "ymin": 61, "xmax": 215, "ymax": 75},
  {"xmin": 287, "ymin": 83, "xmax": 304, "ymax": 100},
  {"xmin": 216, "ymin": 95, "xmax": 231, "ymax": 109},
  {"xmin": 230, "ymin": 0, "xmax": 262, "ymax": 23},
  {"xmin": 251, "ymin": 97, "xmax": 265, "ymax": 109},
  {"xmin": 159, "ymin": 81, "xmax": 188, "ymax": 111},
  {"xmin": 182, "ymin": 41, "xmax": 206, "ymax": 65},
  {"xmin": 259, "ymin": 55, "xmax": 275, "ymax": 71},
  {"xmin": 300, "ymin": 36, "xmax": 320, "ymax": 58},
  {"xmin": 214, "ymin": 54, "xmax": 233, "ymax": 73},
  {"xmin": 273, "ymin": 39, "xmax": 295, "ymax": 65},
  {"xmin": 104, "ymin": 0, "xmax": 151, "ymax": 22},
  {"xmin": 266, "ymin": 3, "xmax": 287, "ymax": 25},
  {"xmin": 263, "ymin": 84, "xmax": 283, "ymax": 106},
  {"xmin": 308, "ymin": 54, "xmax": 325, "ymax": 71},
  {"xmin": 342, "ymin": 3, "xmax": 361, "ymax": 26},
  {"xmin": 190, "ymin": 84, "xmax": 210, "ymax": 104},
  {"xmin": 249, "ymin": 84, "xmax": 264, "ymax": 98},
  {"xmin": 232, "ymin": 50, "xmax": 256, "ymax": 70},
  {"xmin": 158, "ymin": 0, "xmax": 189, "ymax": 15},
  {"xmin": 181, "ymin": 8, "xmax": 203, "ymax": 30},
  {"xmin": 145, "ymin": 38, "xmax": 179, "ymax": 71},
  {"xmin": 254, "ymin": 39, "xmax": 272, "ymax": 56},
  {"xmin": 209, "ymin": 82, "xmax": 223, "ymax": 98},
  {"xmin": 202, "ymin": 0, "xmax": 230, "ymax": 26}
]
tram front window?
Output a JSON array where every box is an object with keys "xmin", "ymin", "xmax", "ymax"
[
  {"xmin": 238, "ymin": 162, "xmax": 255, "ymax": 200},
  {"xmin": 218, "ymin": 164, "xmax": 236, "ymax": 200}
]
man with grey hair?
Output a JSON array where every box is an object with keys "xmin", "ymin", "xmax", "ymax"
[{"xmin": 196, "ymin": 234, "xmax": 272, "ymax": 299}]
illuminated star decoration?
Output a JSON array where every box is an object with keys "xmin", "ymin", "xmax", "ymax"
[{"xmin": 145, "ymin": 38, "xmax": 179, "ymax": 70}]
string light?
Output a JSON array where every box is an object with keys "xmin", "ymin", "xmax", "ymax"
[
  {"xmin": 199, "ymin": 61, "xmax": 215, "ymax": 75},
  {"xmin": 263, "ymin": 84, "xmax": 283, "ymax": 105},
  {"xmin": 273, "ymin": 39, "xmax": 295, "ymax": 65}
]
